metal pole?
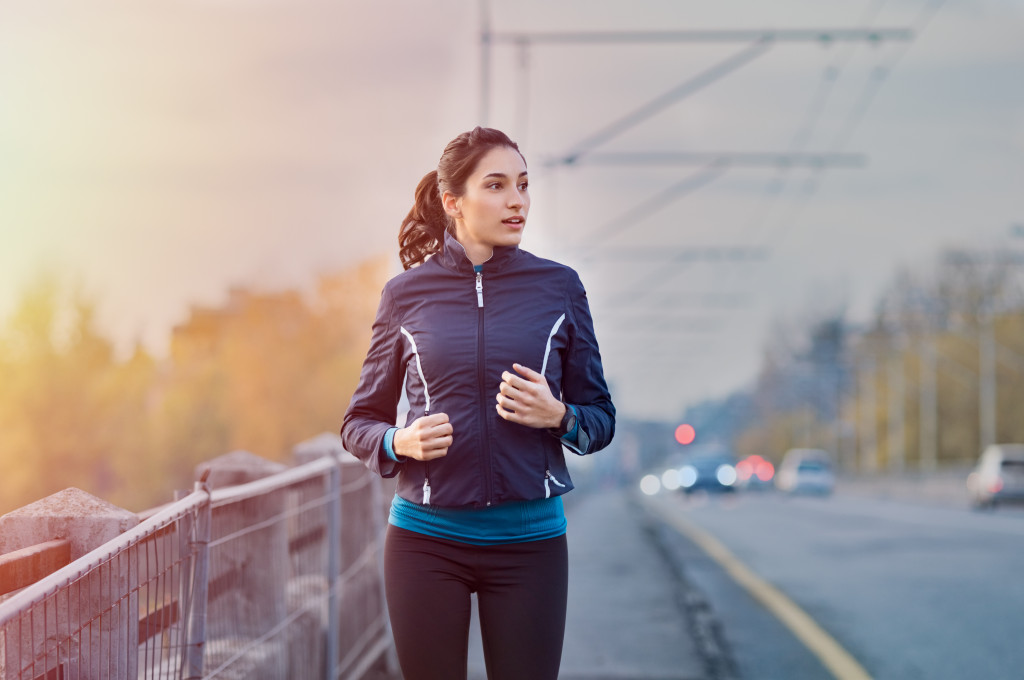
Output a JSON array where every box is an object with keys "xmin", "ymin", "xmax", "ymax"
[
  {"xmin": 833, "ymin": 363, "xmax": 844, "ymax": 470},
  {"xmin": 919, "ymin": 337, "xmax": 938, "ymax": 471},
  {"xmin": 515, "ymin": 39, "xmax": 530, "ymax": 144},
  {"xmin": 860, "ymin": 355, "xmax": 878, "ymax": 473},
  {"xmin": 980, "ymin": 314, "xmax": 997, "ymax": 451},
  {"xmin": 184, "ymin": 479, "xmax": 211, "ymax": 680},
  {"xmin": 370, "ymin": 472, "xmax": 398, "ymax": 675},
  {"xmin": 325, "ymin": 460, "xmax": 342, "ymax": 680},
  {"xmin": 176, "ymin": 505, "xmax": 196, "ymax": 673},
  {"xmin": 887, "ymin": 346, "xmax": 906, "ymax": 473},
  {"xmin": 847, "ymin": 359, "xmax": 859, "ymax": 474},
  {"xmin": 479, "ymin": 0, "xmax": 491, "ymax": 124}
]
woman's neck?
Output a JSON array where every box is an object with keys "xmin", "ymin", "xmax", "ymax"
[{"xmin": 455, "ymin": 238, "xmax": 493, "ymax": 266}]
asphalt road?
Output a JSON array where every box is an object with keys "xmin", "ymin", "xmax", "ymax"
[{"xmin": 645, "ymin": 489, "xmax": 1024, "ymax": 680}]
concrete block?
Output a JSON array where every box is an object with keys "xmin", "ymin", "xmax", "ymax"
[
  {"xmin": 0, "ymin": 488, "xmax": 139, "ymax": 680},
  {"xmin": 293, "ymin": 432, "xmax": 360, "ymax": 467},
  {"xmin": 194, "ymin": 449, "xmax": 288, "ymax": 488},
  {"xmin": 0, "ymin": 487, "xmax": 139, "ymax": 560}
]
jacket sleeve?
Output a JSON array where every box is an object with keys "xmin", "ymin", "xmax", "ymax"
[
  {"xmin": 561, "ymin": 270, "xmax": 615, "ymax": 455},
  {"xmin": 341, "ymin": 284, "xmax": 406, "ymax": 477}
]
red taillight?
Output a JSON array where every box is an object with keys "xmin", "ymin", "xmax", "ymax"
[
  {"xmin": 989, "ymin": 478, "xmax": 1005, "ymax": 494},
  {"xmin": 756, "ymin": 461, "xmax": 775, "ymax": 481},
  {"xmin": 737, "ymin": 460, "xmax": 753, "ymax": 481}
]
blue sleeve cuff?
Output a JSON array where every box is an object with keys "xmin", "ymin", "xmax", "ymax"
[
  {"xmin": 560, "ymin": 405, "xmax": 579, "ymax": 445},
  {"xmin": 383, "ymin": 427, "xmax": 405, "ymax": 463}
]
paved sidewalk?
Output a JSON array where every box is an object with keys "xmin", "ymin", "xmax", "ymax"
[{"xmin": 468, "ymin": 488, "xmax": 707, "ymax": 680}]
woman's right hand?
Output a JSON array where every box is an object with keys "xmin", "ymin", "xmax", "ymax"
[{"xmin": 393, "ymin": 413, "xmax": 453, "ymax": 461}]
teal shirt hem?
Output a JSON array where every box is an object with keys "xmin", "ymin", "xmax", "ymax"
[{"xmin": 389, "ymin": 495, "xmax": 567, "ymax": 546}]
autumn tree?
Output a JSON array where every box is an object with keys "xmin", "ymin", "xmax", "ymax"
[
  {"xmin": 1, "ymin": 255, "xmax": 390, "ymax": 514},
  {"xmin": 0, "ymin": 272, "xmax": 156, "ymax": 514}
]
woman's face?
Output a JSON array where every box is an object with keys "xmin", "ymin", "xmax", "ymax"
[{"xmin": 445, "ymin": 145, "xmax": 530, "ymax": 265}]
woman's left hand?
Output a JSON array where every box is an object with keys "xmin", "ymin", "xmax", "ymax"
[{"xmin": 496, "ymin": 363, "xmax": 565, "ymax": 429}]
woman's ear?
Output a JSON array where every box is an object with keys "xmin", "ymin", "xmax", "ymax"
[{"xmin": 442, "ymin": 191, "xmax": 462, "ymax": 219}]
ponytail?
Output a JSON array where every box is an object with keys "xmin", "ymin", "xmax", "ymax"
[
  {"xmin": 398, "ymin": 170, "xmax": 451, "ymax": 270},
  {"xmin": 398, "ymin": 127, "xmax": 524, "ymax": 270}
]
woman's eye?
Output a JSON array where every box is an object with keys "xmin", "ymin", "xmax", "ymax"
[
  {"xmin": 488, "ymin": 182, "xmax": 501, "ymax": 189},
  {"xmin": 519, "ymin": 182, "xmax": 529, "ymax": 191}
]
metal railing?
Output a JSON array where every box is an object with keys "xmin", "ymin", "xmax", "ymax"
[{"xmin": 0, "ymin": 453, "xmax": 393, "ymax": 680}]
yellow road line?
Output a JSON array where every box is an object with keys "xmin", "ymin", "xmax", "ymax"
[{"xmin": 640, "ymin": 494, "xmax": 873, "ymax": 680}]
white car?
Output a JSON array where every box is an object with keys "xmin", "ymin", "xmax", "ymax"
[
  {"xmin": 775, "ymin": 448, "xmax": 836, "ymax": 495},
  {"xmin": 967, "ymin": 444, "xmax": 1024, "ymax": 509}
]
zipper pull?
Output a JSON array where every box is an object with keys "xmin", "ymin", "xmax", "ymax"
[
  {"xmin": 545, "ymin": 469, "xmax": 566, "ymax": 498},
  {"xmin": 475, "ymin": 271, "xmax": 484, "ymax": 307}
]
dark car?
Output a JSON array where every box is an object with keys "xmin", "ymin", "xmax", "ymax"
[{"xmin": 678, "ymin": 452, "xmax": 738, "ymax": 493}]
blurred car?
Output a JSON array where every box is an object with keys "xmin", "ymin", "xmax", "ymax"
[
  {"xmin": 967, "ymin": 444, "xmax": 1024, "ymax": 509},
  {"xmin": 736, "ymin": 454, "xmax": 776, "ymax": 491},
  {"xmin": 775, "ymin": 448, "xmax": 835, "ymax": 495},
  {"xmin": 678, "ymin": 452, "xmax": 738, "ymax": 494}
]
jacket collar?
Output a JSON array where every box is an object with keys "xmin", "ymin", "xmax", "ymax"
[{"xmin": 436, "ymin": 230, "xmax": 520, "ymax": 275}]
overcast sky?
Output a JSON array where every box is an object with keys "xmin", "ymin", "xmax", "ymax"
[{"xmin": 2, "ymin": 0, "xmax": 1022, "ymax": 420}]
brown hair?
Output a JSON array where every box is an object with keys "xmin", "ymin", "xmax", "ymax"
[{"xmin": 398, "ymin": 127, "xmax": 525, "ymax": 270}]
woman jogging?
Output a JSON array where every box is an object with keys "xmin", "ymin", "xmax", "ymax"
[{"xmin": 341, "ymin": 126, "xmax": 615, "ymax": 680}]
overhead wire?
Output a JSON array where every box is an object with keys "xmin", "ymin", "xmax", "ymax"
[
  {"xmin": 599, "ymin": 0, "xmax": 916, "ymax": 394},
  {"xmin": 746, "ymin": 0, "xmax": 946, "ymax": 260},
  {"xmin": 740, "ymin": 0, "xmax": 893, "ymax": 263},
  {"xmin": 555, "ymin": 38, "xmax": 774, "ymax": 165},
  {"xmin": 573, "ymin": 11, "xmax": 905, "ymax": 313},
  {"xmin": 697, "ymin": 0, "xmax": 948, "ymax": 367},
  {"xmin": 486, "ymin": 4, "xmax": 945, "ymax": 406}
]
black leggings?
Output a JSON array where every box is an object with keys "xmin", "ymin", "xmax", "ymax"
[{"xmin": 383, "ymin": 525, "xmax": 568, "ymax": 680}]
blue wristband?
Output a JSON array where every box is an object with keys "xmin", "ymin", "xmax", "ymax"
[{"xmin": 383, "ymin": 427, "xmax": 405, "ymax": 462}]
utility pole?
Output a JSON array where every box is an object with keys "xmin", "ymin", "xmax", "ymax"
[
  {"xmin": 479, "ymin": 0, "xmax": 491, "ymax": 124},
  {"xmin": 919, "ymin": 337, "xmax": 938, "ymax": 472},
  {"xmin": 887, "ymin": 343, "xmax": 906, "ymax": 473},
  {"xmin": 979, "ymin": 313, "xmax": 997, "ymax": 451},
  {"xmin": 859, "ymin": 354, "xmax": 878, "ymax": 474}
]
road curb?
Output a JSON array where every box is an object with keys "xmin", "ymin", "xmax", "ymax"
[
  {"xmin": 639, "ymin": 493, "xmax": 874, "ymax": 680},
  {"xmin": 631, "ymin": 494, "xmax": 740, "ymax": 680}
]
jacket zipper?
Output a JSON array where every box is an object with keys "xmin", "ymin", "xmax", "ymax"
[
  {"xmin": 476, "ymin": 270, "xmax": 494, "ymax": 506},
  {"xmin": 422, "ymin": 406, "xmax": 431, "ymax": 506}
]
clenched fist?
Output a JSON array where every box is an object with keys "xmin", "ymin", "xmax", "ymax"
[
  {"xmin": 393, "ymin": 413, "xmax": 453, "ymax": 461},
  {"xmin": 495, "ymin": 363, "xmax": 565, "ymax": 429}
]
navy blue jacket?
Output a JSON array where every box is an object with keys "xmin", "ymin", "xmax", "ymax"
[{"xmin": 341, "ymin": 232, "xmax": 615, "ymax": 508}]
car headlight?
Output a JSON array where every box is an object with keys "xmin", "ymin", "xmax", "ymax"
[
  {"xmin": 661, "ymin": 468, "xmax": 681, "ymax": 491},
  {"xmin": 639, "ymin": 474, "xmax": 661, "ymax": 496},
  {"xmin": 716, "ymin": 464, "xmax": 737, "ymax": 486}
]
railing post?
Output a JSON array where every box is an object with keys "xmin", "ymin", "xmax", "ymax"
[
  {"xmin": 185, "ymin": 477, "xmax": 212, "ymax": 680},
  {"xmin": 370, "ymin": 473, "xmax": 399, "ymax": 675},
  {"xmin": 325, "ymin": 456, "xmax": 342, "ymax": 680},
  {"xmin": 175, "ymin": 500, "xmax": 195, "ymax": 673}
]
